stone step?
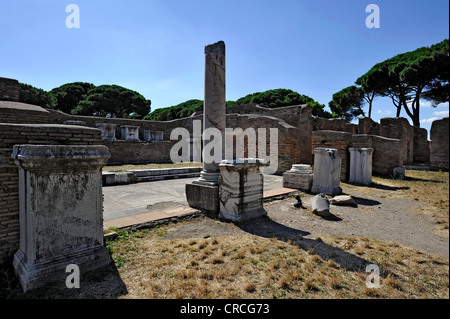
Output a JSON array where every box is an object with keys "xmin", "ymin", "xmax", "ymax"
[
  {"xmin": 102, "ymin": 167, "xmax": 202, "ymax": 186},
  {"xmin": 136, "ymin": 172, "xmax": 201, "ymax": 182}
]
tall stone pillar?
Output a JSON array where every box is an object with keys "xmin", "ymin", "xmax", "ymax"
[
  {"xmin": 186, "ymin": 41, "xmax": 226, "ymax": 215},
  {"xmin": 195, "ymin": 41, "xmax": 226, "ymax": 185}
]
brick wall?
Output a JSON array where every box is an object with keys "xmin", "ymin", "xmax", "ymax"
[
  {"xmin": 0, "ymin": 123, "xmax": 102, "ymax": 264},
  {"xmin": 312, "ymin": 116, "xmax": 357, "ymax": 134},
  {"xmin": 48, "ymin": 108, "xmax": 304, "ymax": 172},
  {"xmin": 351, "ymin": 134, "xmax": 403, "ymax": 176},
  {"xmin": 226, "ymin": 114, "xmax": 301, "ymax": 174},
  {"xmin": 104, "ymin": 140, "xmax": 176, "ymax": 164},
  {"xmin": 0, "ymin": 101, "xmax": 51, "ymax": 124},
  {"xmin": 430, "ymin": 117, "xmax": 449, "ymax": 171},
  {"xmin": 312, "ymin": 130, "xmax": 353, "ymax": 181},
  {"xmin": 358, "ymin": 116, "xmax": 380, "ymax": 135},
  {"xmin": 413, "ymin": 127, "xmax": 430, "ymax": 164},
  {"xmin": 226, "ymin": 104, "xmax": 313, "ymax": 164},
  {"xmin": 380, "ymin": 117, "xmax": 414, "ymax": 165},
  {"xmin": 0, "ymin": 77, "xmax": 20, "ymax": 102}
]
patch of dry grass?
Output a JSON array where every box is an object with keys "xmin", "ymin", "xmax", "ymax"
[{"xmin": 108, "ymin": 227, "xmax": 449, "ymax": 299}]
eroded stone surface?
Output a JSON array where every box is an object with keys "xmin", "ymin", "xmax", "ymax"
[
  {"xmin": 311, "ymin": 148, "xmax": 342, "ymax": 196},
  {"xmin": 11, "ymin": 145, "xmax": 112, "ymax": 292}
]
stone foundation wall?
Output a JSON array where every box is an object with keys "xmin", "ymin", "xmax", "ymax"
[
  {"xmin": 312, "ymin": 130, "xmax": 353, "ymax": 181},
  {"xmin": 0, "ymin": 77, "xmax": 20, "ymax": 102},
  {"xmin": 0, "ymin": 123, "xmax": 102, "ymax": 264},
  {"xmin": 430, "ymin": 117, "xmax": 449, "ymax": 171},
  {"xmin": 413, "ymin": 127, "xmax": 430, "ymax": 164},
  {"xmin": 0, "ymin": 101, "xmax": 51, "ymax": 124},
  {"xmin": 358, "ymin": 116, "xmax": 380, "ymax": 135},
  {"xmin": 226, "ymin": 114, "xmax": 301, "ymax": 175},
  {"xmin": 104, "ymin": 140, "xmax": 176, "ymax": 164},
  {"xmin": 312, "ymin": 116, "xmax": 357, "ymax": 134},
  {"xmin": 380, "ymin": 117, "xmax": 414, "ymax": 165}
]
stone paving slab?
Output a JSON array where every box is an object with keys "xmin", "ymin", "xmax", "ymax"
[{"xmin": 103, "ymin": 175, "xmax": 297, "ymax": 229}]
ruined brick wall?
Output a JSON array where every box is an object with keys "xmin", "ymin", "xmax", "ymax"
[
  {"xmin": 0, "ymin": 123, "xmax": 102, "ymax": 264},
  {"xmin": 430, "ymin": 117, "xmax": 449, "ymax": 171},
  {"xmin": 226, "ymin": 114, "xmax": 301, "ymax": 174},
  {"xmin": 0, "ymin": 77, "xmax": 20, "ymax": 102},
  {"xmin": 226, "ymin": 103, "xmax": 309, "ymax": 127},
  {"xmin": 104, "ymin": 141, "xmax": 176, "ymax": 164},
  {"xmin": 48, "ymin": 108, "xmax": 305, "ymax": 172},
  {"xmin": 0, "ymin": 101, "xmax": 51, "ymax": 124},
  {"xmin": 413, "ymin": 127, "xmax": 430, "ymax": 164},
  {"xmin": 358, "ymin": 116, "xmax": 380, "ymax": 135},
  {"xmin": 380, "ymin": 117, "xmax": 414, "ymax": 165},
  {"xmin": 312, "ymin": 130, "xmax": 353, "ymax": 181},
  {"xmin": 351, "ymin": 134, "xmax": 403, "ymax": 176},
  {"xmin": 312, "ymin": 116, "xmax": 357, "ymax": 134}
]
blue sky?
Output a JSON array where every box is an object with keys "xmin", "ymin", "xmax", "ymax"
[{"xmin": 0, "ymin": 0, "xmax": 448, "ymax": 134}]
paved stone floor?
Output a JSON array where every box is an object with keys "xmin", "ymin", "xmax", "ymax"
[{"xmin": 102, "ymin": 174, "xmax": 292, "ymax": 228}]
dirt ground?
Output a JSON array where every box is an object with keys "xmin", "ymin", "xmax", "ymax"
[
  {"xmin": 2, "ymin": 171, "xmax": 448, "ymax": 299},
  {"xmin": 164, "ymin": 186, "xmax": 449, "ymax": 261}
]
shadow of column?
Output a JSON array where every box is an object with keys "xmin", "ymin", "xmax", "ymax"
[{"xmin": 236, "ymin": 215, "xmax": 371, "ymax": 272}]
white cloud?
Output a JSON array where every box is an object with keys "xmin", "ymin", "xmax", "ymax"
[
  {"xmin": 420, "ymin": 117, "xmax": 439, "ymax": 124},
  {"xmin": 376, "ymin": 109, "xmax": 393, "ymax": 115},
  {"xmin": 433, "ymin": 110, "xmax": 449, "ymax": 117},
  {"xmin": 414, "ymin": 101, "xmax": 449, "ymax": 108}
]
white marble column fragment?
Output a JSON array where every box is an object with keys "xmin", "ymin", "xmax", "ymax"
[
  {"xmin": 195, "ymin": 41, "xmax": 226, "ymax": 185},
  {"xmin": 311, "ymin": 148, "xmax": 342, "ymax": 196},
  {"xmin": 349, "ymin": 147, "xmax": 373, "ymax": 185},
  {"xmin": 218, "ymin": 158, "xmax": 268, "ymax": 221}
]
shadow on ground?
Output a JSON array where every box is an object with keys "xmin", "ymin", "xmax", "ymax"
[
  {"xmin": 0, "ymin": 255, "xmax": 128, "ymax": 299},
  {"xmin": 236, "ymin": 214, "xmax": 371, "ymax": 272}
]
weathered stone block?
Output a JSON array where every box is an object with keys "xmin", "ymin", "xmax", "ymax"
[
  {"xmin": 349, "ymin": 148, "xmax": 373, "ymax": 185},
  {"xmin": 120, "ymin": 125, "xmax": 140, "ymax": 141},
  {"xmin": 282, "ymin": 164, "xmax": 313, "ymax": 191},
  {"xmin": 11, "ymin": 144, "xmax": 112, "ymax": 292},
  {"xmin": 311, "ymin": 193, "xmax": 331, "ymax": 217},
  {"xmin": 218, "ymin": 159, "xmax": 268, "ymax": 221},
  {"xmin": 96, "ymin": 123, "xmax": 116, "ymax": 141},
  {"xmin": 185, "ymin": 183, "xmax": 219, "ymax": 215},
  {"xmin": 311, "ymin": 148, "xmax": 342, "ymax": 196}
]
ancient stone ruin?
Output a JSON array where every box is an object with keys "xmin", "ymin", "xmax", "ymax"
[{"xmin": 0, "ymin": 41, "xmax": 449, "ymax": 291}]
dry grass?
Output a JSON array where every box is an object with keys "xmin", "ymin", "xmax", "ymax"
[{"xmin": 106, "ymin": 226, "xmax": 449, "ymax": 299}]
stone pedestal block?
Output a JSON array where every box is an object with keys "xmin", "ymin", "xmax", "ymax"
[
  {"xmin": 349, "ymin": 148, "xmax": 373, "ymax": 185},
  {"xmin": 185, "ymin": 183, "xmax": 219, "ymax": 215},
  {"xmin": 96, "ymin": 123, "xmax": 116, "ymax": 141},
  {"xmin": 311, "ymin": 148, "xmax": 342, "ymax": 196},
  {"xmin": 120, "ymin": 125, "xmax": 140, "ymax": 141},
  {"xmin": 282, "ymin": 164, "xmax": 314, "ymax": 192},
  {"xmin": 218, "ymin": 158, "xmax": 268, "ymax": 221},
  {"xmin": 11, "ymin": 145, "xmax": 112, "ymax": 292}
]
